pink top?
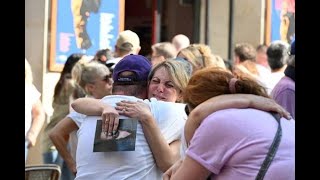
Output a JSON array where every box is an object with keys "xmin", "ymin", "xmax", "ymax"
[{"xmin": 186, "ymin": 108, "xmax": 295, "ymax": 180}]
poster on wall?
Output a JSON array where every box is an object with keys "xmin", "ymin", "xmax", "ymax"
[
  {"xmin": 270, "ymin": 0, "xmax": 295, "ymax": 44},
  {"xmin": 49, "ymin": 0, "xmax": 124, "ymax": 72}
]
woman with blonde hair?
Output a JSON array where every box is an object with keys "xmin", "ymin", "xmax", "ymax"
[
  {"xmin": 41, "ymin": 53, "xmax": 84, "ymax": 179},
  {"xmin": 146, "ymin": 59, "xmax": 190, "ymax": 102},
  {"xmin": 50, "ymin": 61, "xmax": 113, "ymax": 175},
  {"xmin": 177, "ymin": 44, "xmax": 226, "ymax": 73}
]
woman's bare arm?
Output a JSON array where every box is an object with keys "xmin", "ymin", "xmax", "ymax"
[
  {"xmin": 165, "ymin": 156, "xmax": 211, "ymax": 180},
  {"xmin": 26, "ymin": 99, "xmax": 46, "ymax": 148},
  {"xmin": 185, "ymin": 94, "xmax": 291, "ymax": 145},
  {"xmin": 49, "ymin": 117, "xmax": 79, "ymax": 175},
  {"xmin": 116, "ymin": 100, "xmax": 180, "ymax": 172},
  {"xmin": 71, "ymin": 97, "xmax": 120, "ymax": 138},
  {"xmin": 71, "ymin": 98, "xmax": 107, "ymax": 115}
]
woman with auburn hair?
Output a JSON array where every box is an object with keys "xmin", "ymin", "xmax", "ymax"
[{"xmin": 164, "ymin": 67, "xmax": 295, "ymax": 180}]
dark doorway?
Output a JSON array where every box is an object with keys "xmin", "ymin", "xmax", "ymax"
[
  {"xmin": 124, "ymin": 0, "xmax": 153, "ymax": 56},
  {"xmin": 124, "ymin": 0, "xmax": 195, "ymax": 56}
]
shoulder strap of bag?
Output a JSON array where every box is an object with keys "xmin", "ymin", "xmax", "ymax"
[{"xmin": 255, "ymin": 113, "xmax": 282, "ymax": 180}]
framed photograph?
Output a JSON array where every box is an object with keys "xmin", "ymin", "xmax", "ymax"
[
  {"xmin": 265, "ymin": 0, "xmax": 295, "ymax": 45},
  {"xmin": 93, "ymin": 119, "xmax": 138, "ymax": 152},
  {"xmin": 49, "ymin": 0, "xmax": 124, "ymax": 72}
]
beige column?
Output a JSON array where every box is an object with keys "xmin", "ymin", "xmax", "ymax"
[
  {"xmin": 199, "ymin": 0, "xmax": 265, "ymax": 59},
  {"xmin": 25, "ymin": 0, "xmax": 61, "ymax": 165}
]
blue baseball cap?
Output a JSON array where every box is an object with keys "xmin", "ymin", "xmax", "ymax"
[{"xmin": 112, "ymin": 54, "xmax": 152, "ymax": 85}]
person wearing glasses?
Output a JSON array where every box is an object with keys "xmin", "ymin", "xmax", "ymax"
[
  {"xmin": 41, "ymin": 53, "xmax": 84, "ymax": 180},
  {"xmin": 49, "ymin": 61, "xmax": 113, "ymax": 176}
]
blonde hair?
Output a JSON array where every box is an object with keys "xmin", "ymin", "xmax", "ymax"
[
  {"xmin": 151, "ymin": 42, "xmax": 177, "ymax": 59},
  {"xmin": 71, "ymin": 57, "xmax": 89, "ymax": 84},
  {"xmin": 25, "ymin": 58, "xmax": 33, "ymax": 84},
  {"xmin": 211, "ymin": 54, "xmax": 227, "ymax": 70},
  {"xmin": 148, "ymin": 60, "xmax": 190, "ymax": 102},
  {"xmin": 78, "ymin": 62, "xmax": 110, "ymax": 89},
  {"xmin": 72, "ymin": 61, "xmax": 110, "ymax": 96},
  {"xmin": 178, "ymin": 44, "xmax": 226, "ymax": 72}
]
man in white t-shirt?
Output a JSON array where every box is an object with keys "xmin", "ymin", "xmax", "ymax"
[{"xmin": 61, "ymin": 55, "xmax": 186, "ymax": 180}]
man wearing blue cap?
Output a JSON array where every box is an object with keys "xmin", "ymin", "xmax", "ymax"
[
  {"xmin": 271, "ymin": 40, "xmax": 295, "ymax": 119},
  {"xmin": 54, "ymin": 54, "xmax": 186, "ymax": 179}
]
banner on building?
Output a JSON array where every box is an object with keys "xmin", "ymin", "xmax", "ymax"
[
  {"xmin": 49, "ymin": 0, "xmax": 124, "ymax": 72},
  {"xmin": 266, "ymin": 0, "xmax": 295, "ymax": 45}
]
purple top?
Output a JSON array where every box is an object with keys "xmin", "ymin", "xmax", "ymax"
[
  {"xmin": 186, "ymin": 108, "xmax": 295, "ymax": 180},
  {"xmin": 271, "ymin": 76, "xmax": 295, "ymax": 119}
]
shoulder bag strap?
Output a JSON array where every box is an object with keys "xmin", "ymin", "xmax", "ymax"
[{"xmin": 255, "ymin": 113, "xmax": 282, "ymax": 180}]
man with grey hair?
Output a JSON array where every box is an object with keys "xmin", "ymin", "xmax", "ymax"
[
  {"xmin": 267, "ymin": 40, "xmax": 290, "ymax": 93},
  {"xmin": 271, "ymin": 40, "xmax": 295, "ymax": 119},
  {"xmin": 172, "ymin": 34, "xmax": 190, "ymax": 52}
]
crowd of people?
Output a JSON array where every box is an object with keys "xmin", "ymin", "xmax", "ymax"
[{"xmin": 25, "ymin": 29, "xmax": 295, "ymax": 180}]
